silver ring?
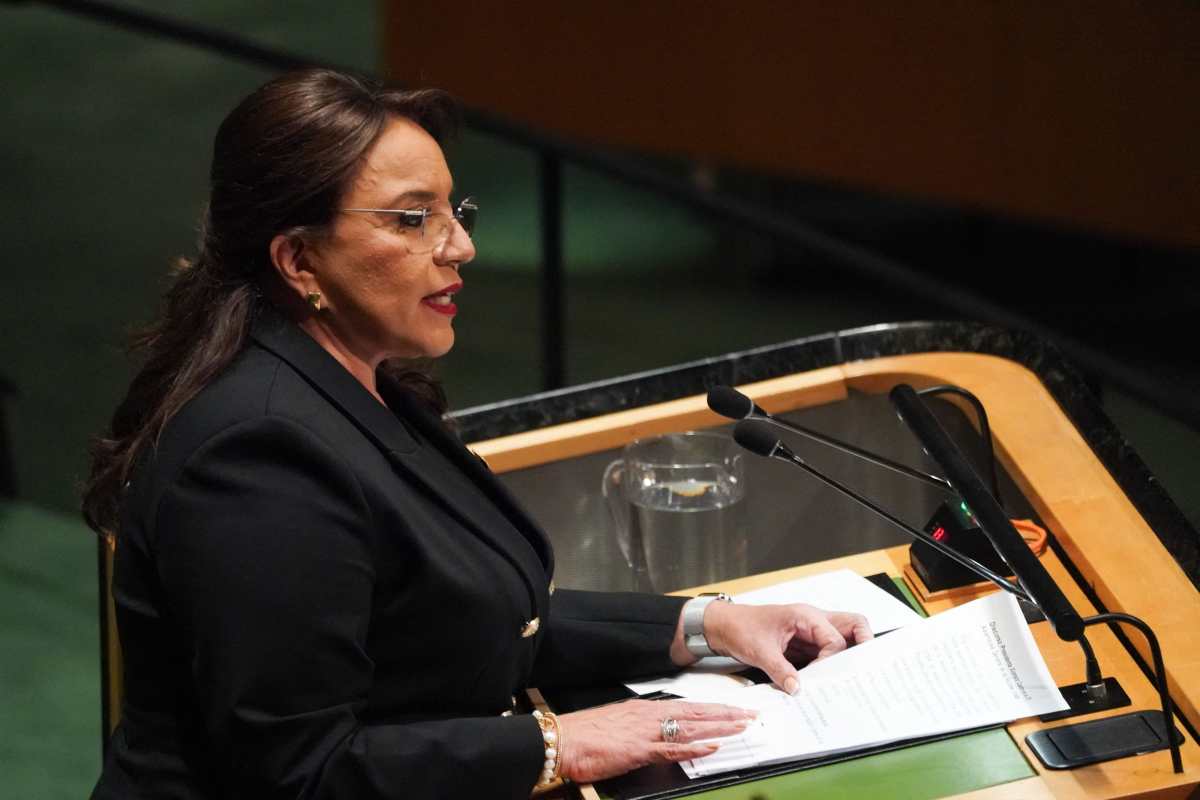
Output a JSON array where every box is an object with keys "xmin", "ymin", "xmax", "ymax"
[{"xmin": 660, "ymin": 717, "xmax": 680, "ymax": 743}]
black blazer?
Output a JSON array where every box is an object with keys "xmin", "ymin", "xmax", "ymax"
[{"xmin": 94, "ymin": 310, "xmax": 686, "ymax": 800}]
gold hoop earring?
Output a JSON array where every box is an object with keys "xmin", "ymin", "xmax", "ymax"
[{"xmin": 306, "ymin": 292, "xmax": 322, "ymax": 311}]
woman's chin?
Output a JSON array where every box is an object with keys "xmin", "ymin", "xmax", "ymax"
[{"xmin": 422, "ymin": 330, "xmax": 455, "ymax": 360}]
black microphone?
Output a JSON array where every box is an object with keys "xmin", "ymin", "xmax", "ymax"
[
  {"xmin": 731, "ymin": 416, "xmax": 786, "ymax": 456},
  {"xmin": 710, "ymin": 385, "xmax": 954, "ymax": 493},
  {"xmin": 708, "ymin": 384, "xmax": 767, "ymax": 420},
  {"xmin": 732, "ymin": 419, "xmax": 1031, "ymax": 603},
  {"xmin": 889, "ymin": 384, "xmax": 1084, "ymax": 642}
]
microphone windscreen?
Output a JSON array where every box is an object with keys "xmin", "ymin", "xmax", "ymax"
[
  {"xmin": 708, "ymin": 385, "xmax": 755, "ymax": 420},
  {"xmin": 733, "ymin": 419, "xmax": 780, "ymax": 457}
]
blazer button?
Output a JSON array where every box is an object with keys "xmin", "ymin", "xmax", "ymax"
[{"xmin": 521, "ymin": 617, "xmax": 540, "ymax": 638}]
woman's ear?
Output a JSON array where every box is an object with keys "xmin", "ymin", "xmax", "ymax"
[{"xmin": 269, "ymin": 231, "xmax": 318, "ymax": 300}]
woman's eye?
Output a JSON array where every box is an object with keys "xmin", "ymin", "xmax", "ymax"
[{"xmin": 394, "ymin": 210, "xmax": 427, "ymax": 230}]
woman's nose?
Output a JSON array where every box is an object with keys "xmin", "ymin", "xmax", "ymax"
[{"xmin": 435, "ymin": 218, "xmax": 475, "ymax": 266}]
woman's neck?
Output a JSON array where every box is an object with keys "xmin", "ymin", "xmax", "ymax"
[{"xmin": 295, "ymin": 317, "xmax": 387, "ymax": 406}]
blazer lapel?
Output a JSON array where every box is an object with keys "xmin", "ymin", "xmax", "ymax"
[
  {"xmin": 251, "ymin": 310, "xmax": 419, "ymax": 456},
  {"xmin": 392, "ymin": 390, "xmax": 554, "ymax": 578},
  {"xmin": 250, "ymin": 311, "xmax": 551, "ymax": 594}
]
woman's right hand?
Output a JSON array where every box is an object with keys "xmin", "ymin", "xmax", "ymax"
[{"xmin": 556, "ymin": 699, "xmax": 755, "ymax": 784}]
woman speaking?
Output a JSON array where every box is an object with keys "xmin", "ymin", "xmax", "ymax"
[{"xmin": 83, "ymin": 69, "xmax": 870, "ymax": 799}]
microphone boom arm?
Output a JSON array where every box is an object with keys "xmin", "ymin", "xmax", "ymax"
[
  {"xmin": 707, "ymin": 384, "xmax": 954, "ymax": 494},
  {"xmin": 735, "ymin": 421, "xmax": 1033, "ymax": 605},
  {"xmin": 755, "ymin": 414, "xmax": 957, "ymax": 495}
]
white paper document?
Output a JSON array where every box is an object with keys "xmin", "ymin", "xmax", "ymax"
[
  {"xmin": 680, "ymin": 591, "xmax": 1068, "ymax": 778},
  {"xmin": 625, "ymin": 668, "xmax": 755, "ymax": 698},
  {"xmin": 625, "ymin": 569, "xmax": 922, "ymax": 699},
  {"xmin": 735, "ymin": 568, "xmax": 923, "ymax": 634}
]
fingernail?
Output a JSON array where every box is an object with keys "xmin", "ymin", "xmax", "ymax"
[{"xmin": 784, "ymin": 677, "xmax": 799, "ymax": 695}]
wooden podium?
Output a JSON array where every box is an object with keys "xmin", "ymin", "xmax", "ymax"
[{"xmin": 464, "ymin": 338, "xmax": 1200, "ymax": 799}]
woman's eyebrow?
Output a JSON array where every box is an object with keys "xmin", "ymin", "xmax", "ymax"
[{"xmin": 381, "ymin": 189, "xmax": 439, "ymax": 208}]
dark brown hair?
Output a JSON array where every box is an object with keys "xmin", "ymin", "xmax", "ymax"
[{"xmin": 82, "ymin": 69, "xmax": 457, "ymax": 536}]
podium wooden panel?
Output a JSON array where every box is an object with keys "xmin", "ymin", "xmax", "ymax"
[{"xmin": 472, "ymin": 352, "xmax": 1200, "ymax": 799}]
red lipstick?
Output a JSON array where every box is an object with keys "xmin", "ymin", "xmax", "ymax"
[{"xmin": 422, "ymin": 282, "xmax": 462, "ymax": 316}]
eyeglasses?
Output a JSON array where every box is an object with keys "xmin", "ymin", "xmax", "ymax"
[{"xmin": 341, "ymin": 197, "xmax": 478, "ymax": 254}]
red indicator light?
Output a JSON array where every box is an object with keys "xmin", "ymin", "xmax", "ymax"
[{"xmin": 932, "ymin": 526, "xmax": 947, "ymax": 542}]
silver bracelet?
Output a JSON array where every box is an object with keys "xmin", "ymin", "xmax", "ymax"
[{"xmin": 682, "ymin": 592, "xmax": 733, "ymax": 658}]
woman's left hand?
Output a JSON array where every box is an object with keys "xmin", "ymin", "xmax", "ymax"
[{"xmin": 672, "ymin": 601, "xmax": 872, "ymax": 695}]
